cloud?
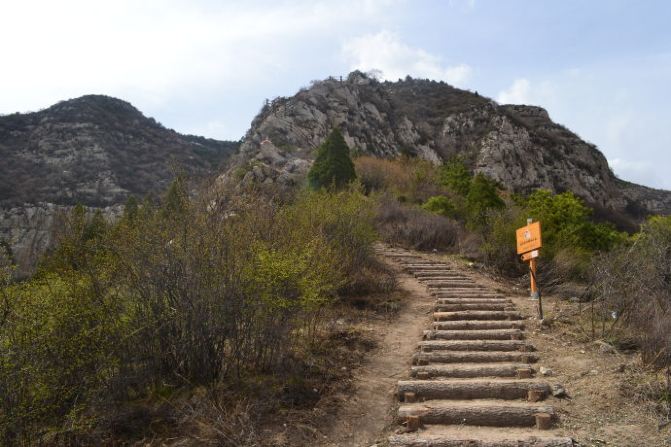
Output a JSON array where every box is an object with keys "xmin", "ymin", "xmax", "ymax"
[
  {"xmin": 608, "ymin": 158, "xmax": 660, "ymax": 185},
  {"xmin": 496, "ymin": 78, "xmax": 532, "ymax": 104},
  {"xmin": 342, "ymin": 31, "xmax": 472, "ymax": 86},
  {"xmin": 0, "ymin": 0, "xmax": 398, "ymax": 115}
]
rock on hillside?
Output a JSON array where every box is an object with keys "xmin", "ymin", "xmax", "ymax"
[
  {"xmin": 0, "ymin": 95, "xmax": 238, "ymax": 274},
  {"xmin": 224, "ymin": 71, "xmax": 671, "ymax": 223}
]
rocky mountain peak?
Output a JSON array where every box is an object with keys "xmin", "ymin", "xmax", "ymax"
[{"xmin": 224, "ymin": 71, "xmax": 671, "ymax": 225}]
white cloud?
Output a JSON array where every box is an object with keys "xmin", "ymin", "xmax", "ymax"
[
  {"xmin": 496, "ymin": 78, "xmax": 558, "ymax": 107},
  {"xmin": 0, "ymin": 0, "xmax": 398, "ymax": 114},
  {"xmin": 608, "ymin": 158, "xmax": 660, "ymax": 185},
  {"xmin": 342, "ymin": 31, "xmax": 472, "ymax": 86},
  {"xmin": 497, "ymin": 78, "xmax": 532, "ymax": 104}
]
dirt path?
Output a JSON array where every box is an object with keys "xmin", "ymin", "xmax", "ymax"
[{"xmin": 316, "ymin": 255, "xmax": 434, "ymax": 446}]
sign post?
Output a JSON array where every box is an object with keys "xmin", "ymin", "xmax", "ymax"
[{"xmin": 516, "ymin": 218, "xmax": 543, "ymax": 319}]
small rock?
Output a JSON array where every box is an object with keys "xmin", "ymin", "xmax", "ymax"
[
  {"xmin": 580, "ymin": 349, "xmax": 586, "ymax": 354},
  {"xmin": 590, "ymin": 369, "xmax": 599, "ymax": 375},
  {"xmin": 539, "ymin": 366, "xmax": 553, "ymax": 376},
  {"xmin": 597, "ymin": 341, "xmax": 616, "ymax": 354},
  {"xmin": 552, "ymin": 384, "xmax": 568, "ymax": 398},
  {"xmin": 613, "ymin": 364, "xmax": 626, "ymax": 373},
  {"xmin": 341, "ymin": 366, "xmax": 348, "ymax": 371}
]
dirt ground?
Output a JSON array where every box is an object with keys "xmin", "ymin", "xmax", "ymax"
[
  {"xmin": 310, "ymin": 250, "xmax": 671, "ymax": 447},
  {"xmin": 312, "ymin": 265, "xmax": 434, "ymax": 447}
]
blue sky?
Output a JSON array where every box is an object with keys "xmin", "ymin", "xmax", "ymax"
[{"xmin": 2, "ymin": 0, "xmax": 670, "ymax": 188}]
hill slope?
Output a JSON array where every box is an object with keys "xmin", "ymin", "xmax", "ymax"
[
  {"xmin": 0, "ymin": 94, "xmax": 237, "ymax": 207},
  {"xmin": 0, "ymin": 95, "xmax": 238, "ymax": 272},
  {"xmin": 225, "ymin": 71, "xmax": 671, "ymax": 223}
]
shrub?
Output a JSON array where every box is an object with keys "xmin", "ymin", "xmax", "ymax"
[
  {"xmin": 0, "ymin": 181, "xmax": 380, "ymax": 443},
  {"xmin": 466, "ymin": 173, "xmax": 504, "ymax": 228},
  {"xmin": 588, "ymin": 216, "xmax": 671, "ymax": 365},
  {"xmin": 439, "ymin": 156, "xmax": 471, "ymax": 196},
  {"xmin": 523, "ymin": 189, "xmax": 625, "ymax": 257},
  {"xmin": 354, "ymin": 156, "xmax": 445, "ymax": 203},
  {"xmin": 308, "ymin": 128, "xmax": 356, "ymax": 190},
  {"xmin": 478, "ymin": 205, "xmax": 527, "ymax": 275},
  {"xmin": 0, "ymin": 273, "xmax": 125, "ymax": 445},
  {"xmin": 422, "ymin": 195, "xmax": 456, "ymax": 217},
  {"xmin": 375, "ymin": 194, "xmax": 461, "ymax": 251}
]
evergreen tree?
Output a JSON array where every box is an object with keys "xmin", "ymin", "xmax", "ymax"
[
  {"xmin": 440, "ymin": 156, "xmax": 472, "ymax": 196},
  {"xmin": 162, "ymin": 176, "xmax": 189, "ymax": 218},
  {"xmin": 466, "ymin": 173, "xmax": 504, "ymax": 227},
  {"xmin": 308, "ymin": 128, "xmax": 356, "ymax": 190}
]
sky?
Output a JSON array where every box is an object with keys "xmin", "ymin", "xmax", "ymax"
[{"xmin": 2, "ymin": 0, "xmax": 670, "ymax": 188}]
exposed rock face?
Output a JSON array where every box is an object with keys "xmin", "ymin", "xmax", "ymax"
[
  {"xmin": 223, "ymin": 71, "xmax": 671, "ymax": 223},
  {"xmin": 0, "ymin": 95, "xmax": 238, "ymax": 273},
  {"xmin": 0, "ymin": 203, "xmax": 123, "ymax": 274}
]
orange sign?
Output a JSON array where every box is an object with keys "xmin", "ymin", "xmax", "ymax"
[
  {"xmin": 516, "ymin": 221, "xmax": 542, "ymax": 255},
  {"xmin": 520, "ymin": 249, "xmax": 539, "ymax": 262}
]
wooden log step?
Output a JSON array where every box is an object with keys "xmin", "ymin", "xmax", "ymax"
[
  {"xmin": 414, "ymin": 272, "xmax": 467, "ymax": 277},
  {"xmin": 403, "ymin": 263, "xmax": 451, "ymax": 267},
  {"xmin": 418, "ymin": 340, "xmax": 533, "ymax": 352},
  {"xmin": 424, "ymin": 280, "xmax": 479, "ymax": 285},
  {"xmin": 435, "ymin": 298, "xmax": 510, "ymax": 305},
  {"xmin": 413, "ymin": 351, "xmax": 539, "ymax": 365},
  {"xmin": 431, "ymin": 291, "xmax": 504, "ymax": 297},
  {"xmin": 434, "ymin": 303, "xmax": 512, "ymax": 312},
  {"xmin": 430, "ymin": 289, "xmax": 490, "ymax": 294},
  {"xmin": 424, "ymin": 329, "xmax": 524, "ymax": 340},
  {"xmin": 432, "ymin": 320, "xmax": 525, "ymax": 330},
  {"xmin": 411, "ymin": 363, "xmax": 534, "ymax": 379},
  {"xmin": 389, "ymin": 428, "xmax": 574, "ymax": 447},
  {"xmin": 417, "ymin": 276, "xmax": 470, "ymax": 281},
  {"xmin": 397, "ymin": 379, "xmax": 550, "ymax": 401},
  {"xmin": 406, "ymin": 268, "xmax": 454, "ymax": 272},
  {"xmin": 433, "ymin": 311, "xmax": 523, "ymax": 321},
  {"xmin": 397, "ymin": 400, "xmax": 555, "ymax": 427}
]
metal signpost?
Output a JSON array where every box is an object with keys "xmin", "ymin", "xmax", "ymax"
[{"xmin": 516, "ymin": 218, "xmax": 543, "ymax": 319}]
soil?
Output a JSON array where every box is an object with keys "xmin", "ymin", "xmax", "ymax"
[
  {"xmin": 313, "ymin": 264, "xmax": 435, "ymax": 446},
  {"xmin": 309, "ymin": 249, "xmax": 671, "ymax": 447}
]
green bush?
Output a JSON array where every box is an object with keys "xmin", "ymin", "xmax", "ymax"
[
  {"xmin": 439, "ymin": 156, "xmax": 471, "ymax": 196},
  {"xmin": 0, "ymin": 273, "xmax": 125, "ymax": 444},
  {"xmin": 422, "ymin": 195, "xmax": 456, "ymax": 217},
  {"xmin": 0, "ymin": 181, "xmax": 379, "ymax": 443},
  {"xmin": 466, "ymin": 174, "xmax": 504, "ymax": 228},
  {"xmin": 524, "ymin": 189, "xmax": 625, "ymax": 257}
]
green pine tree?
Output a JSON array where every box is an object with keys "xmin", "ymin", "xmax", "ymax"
[
  {"xmin": 466, "ymin": 173, "xmax": 504, "ymax": 227},
  {"xmin": 440, "ymin": 156, "xmax": 472, "ymax": 196},
  {"xmin": 308, "ymin": 128, "xmax": 356, "ymax": 190}
]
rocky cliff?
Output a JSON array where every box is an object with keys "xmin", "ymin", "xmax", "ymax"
[
  {"xmin": 223, "ymin": 71, "xmax": 671, "ymax": 223},
  {"xmin": 0, "ymin": 95, "xmax": 238, "ymax": 273}
]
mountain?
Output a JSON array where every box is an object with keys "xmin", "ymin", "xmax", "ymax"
[
  {"xmin": 0, "ymin": 94, "xmax": 237, "ymax": 207},
  {"xmin": 0, "ymin": 95, "xmax": 238, "ymax": 273},
  {"xmin": 223, "ymin": 71, "xmax": 671, "ymax": 226}
]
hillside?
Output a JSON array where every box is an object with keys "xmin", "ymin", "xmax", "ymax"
[
  {"xmin": 224, "ymin": 71, "xmax": 671, "ymax": 225},
  {"xmin": 0, "ymin": 95, "xmax": 237, "ymax": 207},
  {"xmin": 0, "ymin": 95, "xmax": 238, "ymax": 272}
]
